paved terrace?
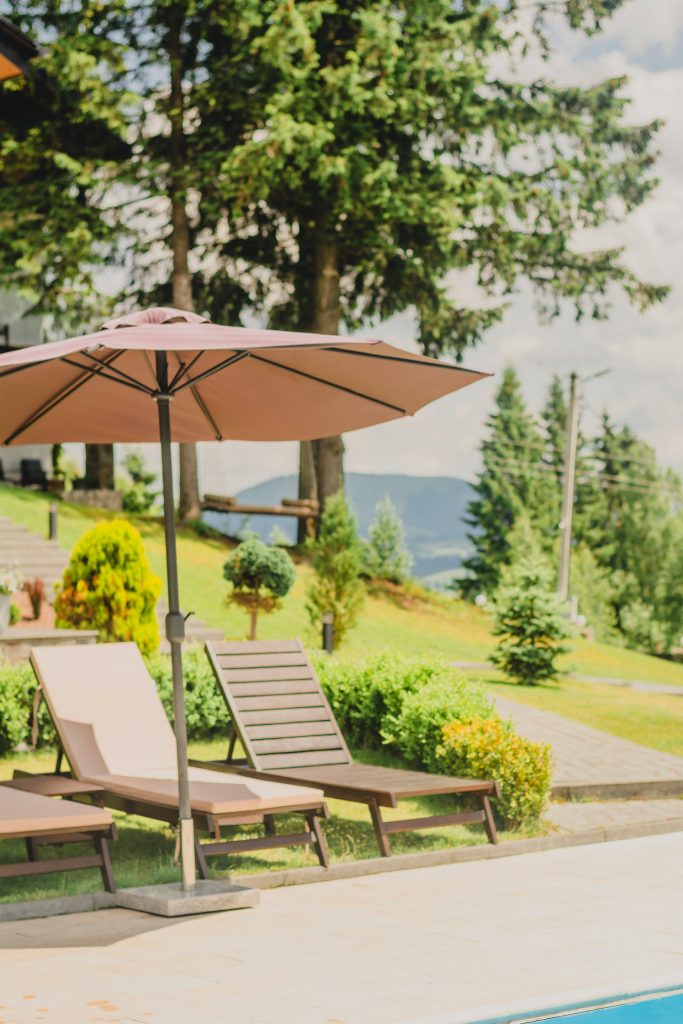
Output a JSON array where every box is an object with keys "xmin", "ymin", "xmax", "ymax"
[{"xmin": 1, "ymin": 833, "xmax": 682, "ymax": 1024}]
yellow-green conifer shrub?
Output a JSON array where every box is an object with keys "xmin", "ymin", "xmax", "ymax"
[
  {"xmin": 55, "ymin": 520, "xmax": 161, "ymax": 653},
  {"xmin": 438, "ymin": 717, "xmax": 552, "ymax": 828}
]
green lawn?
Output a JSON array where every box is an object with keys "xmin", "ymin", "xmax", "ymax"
[
  {"xmin": 0, "ymin": 740, "xmax": 533, "ymax": 904},
  {"xmin": 3, "ymin": 483, "xmax": 683, "ymax": 685},
  {"xmin": 482, "ymin": 673, "xmax": 683, "ymax": 758}
]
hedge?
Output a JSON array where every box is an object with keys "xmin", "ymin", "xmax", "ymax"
[{"xmin": 0, "ymin": 647, "xmax": 552, "ymax": 826}]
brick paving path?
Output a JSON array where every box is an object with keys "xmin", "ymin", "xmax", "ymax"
[{"xmin": 494, "ymin": 696, "xmax": 683, "ymax": 789}]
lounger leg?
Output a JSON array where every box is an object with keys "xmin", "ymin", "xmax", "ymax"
[
  {"xmin": 194, "ymin": 837, "xmax": 210, "ymax": 880},
  {"xmin": 226, "ymin": 728, "xmax": 236, "ymax": 765},
  {"xmin": 25, "ymin": 837, "xmax": 39, "ymax": 862},
  {"xmin": 369, "ymin": 800, "xmax": 391, "ymax": 857},
  {"xmin": 263, "ymin": 814, "xmax": 276, "ymax": 836},
  {"xmin": 94, "ymin": 834, "xmax": 116, "ymax": 893},
  {"xmin": 306, "ymin": 813, "xmax": 330, "ymax": 868},
  {"xmin": 480, "ymin": 794, "xmax": 498, "ymax": 845}
]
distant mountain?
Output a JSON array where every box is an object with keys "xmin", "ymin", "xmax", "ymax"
[{"xmin": 202, "ymin": 472, "xmax": 474, "ymax": 583}]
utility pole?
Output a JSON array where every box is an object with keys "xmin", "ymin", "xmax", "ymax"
[{"xmin": 558, "ymin": 371, "xmax": 580, "ymax": 601}]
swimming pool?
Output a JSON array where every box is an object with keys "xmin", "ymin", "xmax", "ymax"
[{"xmin": 537, "ymin": 991, "xmax": 683, "ymax": 1021}]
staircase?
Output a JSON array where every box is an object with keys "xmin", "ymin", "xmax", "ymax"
[
  {"xmin": 0, "ymin": 514, "xmax": 224, "ymax": 649},
  {"xmin": 0, "ymin": 515, "xmax": 69, "ymax": 595}
]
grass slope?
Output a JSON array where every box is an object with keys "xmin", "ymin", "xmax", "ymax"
[{"xmin": 2, "ymin": 484, "xmax": 683, "ymax": 686}]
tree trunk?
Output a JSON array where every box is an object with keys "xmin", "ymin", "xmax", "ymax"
[
  {"xmin": 249, "ymin": 608, "xmax": 258, "ymax": 640},
  {"xmin": 84, "ymin": 444, "xmax": 115, "ymax": 489},
  {"xmin": 168, "ymin": 8, "xmax": 201, "ymax": 524},
  {"xmin": 307, "ymin": 216, "xmax": 345, "ymax": 511},
  {"xmin": 297, "ymin": 440, "xmax": 318, "ymax": 544}
]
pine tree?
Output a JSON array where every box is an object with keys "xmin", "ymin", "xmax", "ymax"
[
  {"xmin": 306, "ymin": 491, "xmax": 365, "ymax": 646},
  {"xmin": 462, "ymin": 367, "xmax": 555, "ymax": 596},
  {"xmin": 491, "ymin": 520, "xmax": 570, "ymax": 686},
  {"xmin": 362, "ymin": 497, "xmax": 413, "ymax": 584},
  {"xmin": 196, "ymin": 0, "xmax": 666, "ymax": 509}
]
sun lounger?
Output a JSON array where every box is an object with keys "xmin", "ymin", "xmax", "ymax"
[
  {"xmin": 30, "ymin": 643, "xmax": 330, "ymax": 876},
  {"xmin": 0, "ymin": 783, "xmax": 116, "ymax": 891},
  {"xmin": 198, "ymin": 640, "xmax": 500, "ymax": 856}
]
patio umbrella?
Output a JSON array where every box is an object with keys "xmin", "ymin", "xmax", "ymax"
[
  {"xmin": 0, "ymin": 16, "xmax": 38, "ymax": 81},
  {"xmin": 0, "ymin": 306, "xmax": 489, "ymax": 889}
]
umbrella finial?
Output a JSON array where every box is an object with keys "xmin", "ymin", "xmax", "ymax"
[{"xmin": 100, "ymin": 307, "xmax": 211, "ymax": 331}]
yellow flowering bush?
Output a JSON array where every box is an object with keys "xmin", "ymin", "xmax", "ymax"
[
  {"xmin": 55, "ymin": 520, "xmax": 161, "ymax": 654},
  {"xmin": 438, "ymin": 717, "xmax": 552, "ymax": 828}
]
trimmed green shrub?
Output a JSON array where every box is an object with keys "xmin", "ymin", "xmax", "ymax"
[
  {"xmin": 384, "ymin": 675, "xmax": 494, "ymax": 771},
  {"xmin": 306, "ymin": 490, "xmax": 365, "ymax": 647},
  {"xmin": 438, "ymin": 717, "xmax": 552, "ymax": 828},
  {"xmin": 0, "ymin": 660, "xmax": 31, "ymax": 754},
  {"xmin": 55, "ymin": 519, "xmax": 162, "ymax": 654},
  {"xmin": 314, "ymin": 650, "xmax": 448, "ymax": 748},
  {"xmin": 224, "ymin": 534, "xmax": 296, "ymax": 639},
  {"xmin": 0, "ymin": 659, "xmax": 57, "ymax": 753},
  {"xmin": 145, "ymin": 645, "xmax": 230, "ymax": 738}
]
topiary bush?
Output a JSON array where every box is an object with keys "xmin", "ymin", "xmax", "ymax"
[
  {"xmin": 55, "ymin": 520, "xmax": 162, "ymax": 654},
  {"xmin": 145, "ymin": 645, "xmax": 230, "ymax": 738},
  {"xmin": 223, "ymin": 534, "xmax": 296, "ymax": 639},
  {"xmin": 437, "ymin": 717, "xmax": 552, "ymax": 828},
  {"xmin": 383, "ymin": 674, "xmax": 494, "ymax": 771}
]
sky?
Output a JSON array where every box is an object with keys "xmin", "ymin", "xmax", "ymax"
[{"xmin": 193, "ymin": 0, "xmax": 683, "ymax": 497}]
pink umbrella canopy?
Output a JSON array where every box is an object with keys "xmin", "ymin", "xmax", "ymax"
[
  {"xmin": 0, "ymin": 307, "xmax": 487, "ymax": 445},
  {"xmin": 0, "ymin": 307, "xmax": 489, "ymax": 892}
]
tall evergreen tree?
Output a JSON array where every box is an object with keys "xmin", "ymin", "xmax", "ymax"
[
  {"xmin": 197, "ymin": 0, "xmax": 666, "ymax": 509},
  {"xmin": 462, "ymin": 367, "xmax": 554, "ymax": 595}
]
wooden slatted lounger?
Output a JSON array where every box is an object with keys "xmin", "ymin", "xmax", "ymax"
[
  {"xmin": 0, "ymin": 783, "xmax": 116, "ymax": 891},
  {"xmin": 198, "ymin": 640, "xmax": 501, "ymax": 857},
  {"xmin": 30, "ymin": 643, "xmax": 330, "ymax": 876}
]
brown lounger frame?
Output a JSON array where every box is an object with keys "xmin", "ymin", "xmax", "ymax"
[
  {"xmin": 198, "ymin": 640, "xmax": 501, "ymax": 857},
  {"xmin": 0, "ymin": 814, "xmax": 116, "ymax": 892},
  {"xmin": 33, "ymin": 706, "xmax": 330, "ymax": 876}
]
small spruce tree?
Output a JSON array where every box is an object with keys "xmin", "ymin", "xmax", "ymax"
[
  {"xmin": 362, "ymin": 497, "xmax": 413, "ymax": 584},
  {"xmin": 491, "ymin": 520, "xmax": 570, "ymax": 685},
  {"xmin": 224, "ymin": 535, "xmax": 296, "ymax": 640},
  {"xmin": 120, "ymin": 450, "xmax": 158, "ymax": 514},
  {"xmin": 306, "ymin": 491, "xmax": 365, "ymax": 647}
]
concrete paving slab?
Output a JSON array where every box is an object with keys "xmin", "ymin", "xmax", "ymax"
[
  {"xmin": 0, "ymin": 833, "xmax": 682, "ymax": 1024},
  {"xmin": 546, "ymin": 798, "xmax": 683, "ymax": 833}
]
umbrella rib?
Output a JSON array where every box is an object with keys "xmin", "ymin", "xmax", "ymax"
[
  {"xmin": 61, "ymin": 357, "xmax": 155, "ymax": 397},
  {"xmin": 168, "ymin": 352, "xmax": 223, "ymax": 441},
  {"xmin": 327, "ymin": 347, "xmax": 483, "ymax": 375},
  {"xmin": 168, "ymin": 350, "xmax": 204, "ymax": 391},
  {"xmin": 248, "ymin": 353, "xmax": 407, "ymax": 414},
  {"xmin": 3, "ymin": 351, "xmax": 123, "ymax": 445},
  {"xmin": 78, "ymin": 352, "xmax": 156, "ymax": 395},
  {"xmin": 171, "ymin": 351, "xmax": 248, "ymax": 394}
]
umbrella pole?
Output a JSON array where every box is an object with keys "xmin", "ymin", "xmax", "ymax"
[{"xmin": 156, "ymin": 352, "xmax": 196, "ymax": 891}]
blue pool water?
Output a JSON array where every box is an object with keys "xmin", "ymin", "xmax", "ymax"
[{"xmin": 548, "ymin": 992, "xmax": 683, "ymax": 1021}]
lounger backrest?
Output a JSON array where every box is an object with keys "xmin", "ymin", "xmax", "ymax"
[
  {"xmin": 31, "ymin": 642, "xmax": 178, "ymax": 779},
  {"xmin": 207, "ymin": 640, "xmax": 352, "ymax": 770}
]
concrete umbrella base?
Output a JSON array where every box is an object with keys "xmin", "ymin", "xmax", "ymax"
[{"xmin": 116, "ymin": 880, "xmax": 260, "ymax": 917}]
